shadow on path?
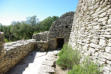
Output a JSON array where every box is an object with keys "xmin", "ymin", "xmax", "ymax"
[{"xmin": 6, "ymin": 50, "xmax": 37, "ymax": 74}]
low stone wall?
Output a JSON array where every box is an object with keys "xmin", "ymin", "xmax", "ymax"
[
  {"xmin": 36, "ymin": 41, "xmax": 48, "ymax": 51},
  {"xmin": 0, "ymin": 39, "xmax": 36, "ymax": 74},
  {"xmin": 32, "ymin": 31, "xmax": 49, "ymax": 51},
  {"xmin": 0, "ymin": 32, "xmax": 5, "ymax": 58},
  {"xmin": 33, "ymin": 31, "xmax": 49, "ymax": 41},
  {"xmin": 48, "ymin": 39, "xmax": 57, "ymax": 50}
]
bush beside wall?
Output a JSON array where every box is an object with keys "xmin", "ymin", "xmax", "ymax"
[
  {"xmin": 56, "ymin": 44, "xmax": 101, "ymax": 74},
  {"xmin": 68, "ymin": 58, "xmax": 101, "ymax": 74},
  {"xmin": 56, "ymin": 44, "xmax": 81, "ymax": 69}
]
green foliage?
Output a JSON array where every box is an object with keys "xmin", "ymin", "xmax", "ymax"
[
  {"xmin": 68, "ymin": 58, "xmax": 101, "ymax": 74},
  {"xmin": 57, "ymin": 43, "xmax": 68, "ymax": 56},
  {"xmin": 56, "ymin": 44, "xmax": 81, "ymax": 69},
  {"xmin": 33, "ymin": 31, "xmax": 39, "ymax": 35},
  {"xmin": 34, "ymin": 16, "xmax": 59, "ymax": 32},
  {"xmin": 57, "ymin": 44, "xmax": 101, "ymax": 74},
  {"xmin": 0, "ymin": 16, "xmax": 58, "ymax": 41},
  {"xmin": 5, "ymin": 38, "xmax": 10, "ymax": 42}
]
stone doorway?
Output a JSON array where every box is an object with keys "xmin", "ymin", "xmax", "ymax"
[{"xmin": 56, "ymin": 38, "xmax": 64, "ymax": 49}]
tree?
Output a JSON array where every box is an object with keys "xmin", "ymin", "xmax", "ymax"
[
  {"xmin": 26, "ymin": 16, "xmax": 39, "ymax": 26},
  {"xmin": 35, "ymin": 16, "xmax": 59, "ymax": 32},
  {"xmin": 0, "ymin": 15, "xmax": 59, "ymax": 41}
]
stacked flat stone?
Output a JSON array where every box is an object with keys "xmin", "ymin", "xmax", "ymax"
[
  {"xmin": 32, "ymin": 31, "xmax": 49, "ymax": 51},
  {"xmin": 33, "ymin": 12, "xmax": 74, "ymax": 50},
  {"xmin": 68, "ymin": 0, "xmax": 111, "ymax": 74},
  {"xmin": 0, "ymin": 39, "xmax": 36, "ymax": 74},
  {"xmin": 32, "ymin": 31, "xmax": 49, "ymax": 41},
  {"xmin": 49, "ymin": 12, "xmax": 74, "ymax": 42},
  {"xmin": 0, "ymin": 32, "xmax": 5, "ymax": 58},
  {"xmin": 48, "ymin": 12, "xmax": 74, "ymax": 50}
]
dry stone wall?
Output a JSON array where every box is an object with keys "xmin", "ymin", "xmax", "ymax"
[
  {"xmin": 33, "ymin": 12, "xmax": 74, "ymax": 50},
  {"xmin": 0, "ymin": 32, "xmax": 5, "ymax": 58},
  {"xmin": 0, "ymin": 39, "xmax": 36, "ymax": 74},
  {"xmin": 69, "ymin": 0, "xmax": 111, "ymax": 73},
  {"xmin": 49, "ymin": 12, "xmax": 74, "ymax": 42},
  {"xmin": 36, "ymin": 41, "xmax": 48, "ymax": 51},
  {"xmin": 33, "ymin": 31, "xmax": 49, "ymax": 41},
  {"xmin": 32, "ymin": 31, "xmax": 49, "ymax": 51},
  {"xmin": 48, "ymin": 12, "xmax": 74, "ymax": 50}
]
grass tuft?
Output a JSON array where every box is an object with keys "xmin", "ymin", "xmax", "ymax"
[
  {"xmin": 56, "ymin": 44, "xmax": 81, "ymax": 69},
  {"xmin": 68, "ymin": 58, "xmax": 101, "ymax": 74},
  {"xmin": 56, "ymin": 44, "xmax": 101, "ymax": 74}
]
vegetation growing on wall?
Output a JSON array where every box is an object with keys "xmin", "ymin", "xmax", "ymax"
[
  {"xmin": 56, "ymin": 44, "xmax": 101, "ymax": 74},
  {"xmin": 68, "ymin": 58, "xmax": 101, "ymax": 74},
  {"xmin": 0, "ymin": 16, "xmax": 58, "ymax": 42}
]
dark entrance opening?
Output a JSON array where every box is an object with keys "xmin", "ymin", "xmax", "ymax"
[{"xmin": 57, "ymin": 38, "xmax": 64, "ymax": 49}]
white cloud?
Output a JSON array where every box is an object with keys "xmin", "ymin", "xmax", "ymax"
[{"xmin": 0, "ymin": 16, "xmax": 27, "ymax": 25}]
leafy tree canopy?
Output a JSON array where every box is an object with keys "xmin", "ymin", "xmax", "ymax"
[{"xmin": 0, "ymin": 16, "xmax": 59, "ymax": 42}]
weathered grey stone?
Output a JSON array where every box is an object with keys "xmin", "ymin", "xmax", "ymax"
[
  {"xmin": 33, "ymin": 12, "xmax": 74, "ymax": 50},
  {"xmin": 49, "ymin": 12, "xmax": 74, "ymax": 42},
  {"xmin": 105, "ymin": 47, "xmax": 111, "ymax": 53},
  {"xmin": 36, "ymin": 41, "xmax": 48, "ymax": 51},
  {"xmin": 68, "ymin": 0, "xmax": 111, "ymax": 73},
  {"xmin": 0, "ymin": 32, "xmax": 5, "ymax": 58},
  {"xmin": 0, "ymin": 39, "xmax": 36, "ymax": 74},
  {"xmin": 33, "ymin": 31, "xmax": 49, "ymax": 41},
  {"xmin": 108, "ymin": 39, "xmax": 111, "ymax": 46},
  {"xmin": 99, "ymin": 39, "xmax": 107, "ymax": 47}
]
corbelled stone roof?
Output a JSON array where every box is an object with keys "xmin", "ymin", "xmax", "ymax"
[{"xmin": 49, "ymin": 12, "xmax": 74, "ymax": 42}]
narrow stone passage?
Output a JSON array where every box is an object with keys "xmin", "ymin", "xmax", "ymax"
[{"xmin": 6, "ymin": 50, "xmax": 59, "ymax": 74}]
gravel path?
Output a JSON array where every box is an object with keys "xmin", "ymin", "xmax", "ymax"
[{"xmin": 6, "ymin": 50, "xmax": 59, "ymax": 74}]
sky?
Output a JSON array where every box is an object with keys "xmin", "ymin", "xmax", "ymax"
[{"xmin": 0, "ymin": 0, "xmax": 78, "ymax": 25}]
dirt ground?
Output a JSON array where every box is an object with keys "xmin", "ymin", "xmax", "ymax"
[{"xmin": 55, "ymin": 65, "xmax": 68, "ymax": 74}]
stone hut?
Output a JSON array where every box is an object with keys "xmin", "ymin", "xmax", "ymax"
[
  {"xmin": 33, "ymin": 12, "xmax": 74, "ymax": 50},
  {"xmin": 48, "ymin": 12, "xmax": 74, "ymax": 49}
]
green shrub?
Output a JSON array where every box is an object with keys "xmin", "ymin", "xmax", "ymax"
[
  {"xmin": 68, "ymin": 58, "xmax": 101, "ymax": 74},
  {"xmin": 5, "ymin": 38, "xmax": 11, "ymax": 42},
  {"xmin": 58, "ymin": 43, "xmax": 68, "ymax": 56},
  {"xmin": 56, "ymin": 44, "xmax": 81, "ymax": 69},
  {"xmin": 57, "ymin": 44, "xmax": 101, "ymax": 74}
]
